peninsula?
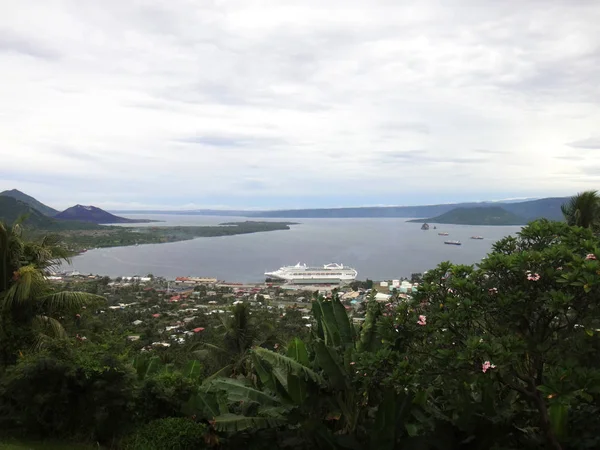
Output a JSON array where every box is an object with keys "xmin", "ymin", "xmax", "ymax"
[
  {"xmin": 35, "ymin": 221, "xmax": 298, "ymax": 252},
  {"xmin": 0, "ymin": 189, "xmax": 297, "ymax": 252}
]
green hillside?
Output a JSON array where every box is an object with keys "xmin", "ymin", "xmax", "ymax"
[
  {"xmin": 409, "ymin": 206, "xmax": 528, "ymax": 226},
  {"xmin": 0, "ymin": 189, "xmax": 58, "ymax": 216},
  {"xmin": 0, "ymin": 197, "xmax": 101, "ymax": 232},
  {"xmin": 0, "ymin": 196, "xmax": 57, "ymax": 228}
]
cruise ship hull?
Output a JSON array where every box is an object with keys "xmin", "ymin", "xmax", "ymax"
[
  {"xmin": 265, "ymin": 263, "xmax": 357, "ymax": 285},
  {"xmin": 265, "ymin": 276, "xmax": 355, "ymax": 285}
]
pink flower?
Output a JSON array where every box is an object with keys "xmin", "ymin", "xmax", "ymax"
[
  {"xmin": 417, "ymin": 315, "xmax": 427, "ymax": 326},
  {"xmin": 586, "ymin": 254, "xmax": 597, "ymax": 260},
  {"xmin": 349, "ymin": 361, "xmax": 355, "ymax": 365},
  {"xmin": 526, "ymin": 271, "xmax": 540, "ymax": 281},
  {"xmin": 482, "ymin": 361, "xmax": 497, "ymax": 373},
  {"xmin": 488, "ymin": 288, "xmax": 498, "ymax": 295}
]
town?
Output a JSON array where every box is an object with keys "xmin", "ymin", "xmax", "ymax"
[{"xmin": 48, "ymin": 271, "xmax": 422, "ymax": 350}]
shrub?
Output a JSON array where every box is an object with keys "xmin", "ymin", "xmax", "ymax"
[
  {"xmin": 134, "ymin": 371, "xmax": 196, "ymax": 422},
  {"xmin": 0, "ymin": 341, "xmax": 136, "ymax": 442},
  {"xmin": 120, "ymin": 417, "xmax": 208, "ymax": 450}
]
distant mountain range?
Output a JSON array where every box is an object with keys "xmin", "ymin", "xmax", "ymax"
[
  {"xmin": 55, "ymin": 205, "xmax": 155, "ymax": 224},
  {"xmin": 0, "ymin": 188, "xmax": 572, "ymax": 228},
  {"xmin": 0, "ymin": 189, "xmax": 59, "ymax": 216},
  {"xmin": 111, "ymin": 197, "xmax": 568, "ymax": 221},
  {"xmin": 409, "ymin": 206, "xmax": 528, "ymax": 226}
]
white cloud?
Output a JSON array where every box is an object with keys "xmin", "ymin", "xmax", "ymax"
[{"xmin": 1, "ymin": 0, "xmax": 600, "ymax": 209}]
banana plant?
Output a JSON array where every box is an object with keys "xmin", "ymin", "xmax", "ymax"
[
  {"xmin": 185, "ymin": 377, "xmax": 291, "ymax": 432},
  {"xmin": 250, "ymin": 293, "xmax": 416, "ymax": 448},
  {"xmin": 189, "ymin": 293, "xmax": 418, "ymax": 448}
]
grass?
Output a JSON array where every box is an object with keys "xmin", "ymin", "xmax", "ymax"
[{"xmin": 0, "ymin": 440, "xmax": 97, "ymax": 450}]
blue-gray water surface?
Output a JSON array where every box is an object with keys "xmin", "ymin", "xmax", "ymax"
[{"xmin": 63, "ymin": 215, "xmax": 521, "ymax": 282}]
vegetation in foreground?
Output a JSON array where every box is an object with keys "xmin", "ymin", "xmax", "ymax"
[{"xmin": 1, "ymin": 191, "xmax": 600, "ymax": 449}]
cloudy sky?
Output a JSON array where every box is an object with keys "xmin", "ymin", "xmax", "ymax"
[{"xmin": 1, "ymin": 0, "xmax": 599, "ymax": 210}]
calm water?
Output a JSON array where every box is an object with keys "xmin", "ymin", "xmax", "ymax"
[{"xmin": 63, "ymin": 215, "xmax": 521, "ymax": 282}]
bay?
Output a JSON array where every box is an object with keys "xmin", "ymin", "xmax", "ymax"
[{"xmin": 63, "ymin": 214, "xmax": 521, "ymax": 282}]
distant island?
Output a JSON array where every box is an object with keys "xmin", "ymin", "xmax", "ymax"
[{"xmin": 408, "ymin": 206, "xmax": 528, "ymax": 226}]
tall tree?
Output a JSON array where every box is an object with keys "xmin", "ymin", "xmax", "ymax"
[
  {"xmin": 196, "ymin": 302, "xmax": 275, "ymax": 378},
  {"xmin": 561, "ymin": 190, "xmax": 600, "ymax": 229},
  {"xmin": 0, "ymin": 220, "xmax": 102, "ymax": 363}
]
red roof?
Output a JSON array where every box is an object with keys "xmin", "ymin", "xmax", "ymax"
[
  {"xmin": 152, "ymin": 313, "xmax": 161, "ymax": 318},
  {"xmin": 192, "ymin": 327, "xmax": 205, "ymax": 333}
]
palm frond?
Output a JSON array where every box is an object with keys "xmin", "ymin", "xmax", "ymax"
[
  {"xmin": 31, "ymin": 315, "xmax": 68, "ymax": 350},
  {"xmin": 2, "ymin": 265, "xmax": 46, "ymax": 311},
  {"xmin": 183, "ymin": 359, "xmax": 202, "ymax": 381},
  {"xmin": 38, "ymin": 291, "xmax": 104, "ymax": 313},
  {"xmin": 253, "ymin": 347, "xmax": 325, "ymax": 385},
  {"xmin": 313, "ymin": 339, "xmax": 347, "ymax": 389},
  {"xmin": 204, "ymin": 364, "xmax": 233, "ymax": 382},
  {"xmin": 207, "ymin": 378, "xmax": 282, "ymax": 406},
  {"xmin": 185, "ymin": 391, "xmax": 227, "ymax": 419},
  {"xmin": 561, "ymin": 190, "xmax": 600, "ymax": 228}
]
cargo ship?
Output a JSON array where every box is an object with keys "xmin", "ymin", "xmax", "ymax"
[{"xmin": 444, "ymin": 240, "xmax": 462, "ymax": 246}]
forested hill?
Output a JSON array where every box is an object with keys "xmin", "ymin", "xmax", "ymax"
[
  {"xmin": 408, "ymin": 206, "xmax": 528, "ymax": 225},
  {"xmin": 0, "ymin": 189, "xmax": 58, "ymax": 217},
  {"xmin": 0, "ymin": 196, "xmax": 56, "ymax": 228}
]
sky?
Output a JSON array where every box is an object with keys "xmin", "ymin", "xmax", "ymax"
[{"xmin": 1, "ymin": 0, "xmax": 600, "ymax": 211}]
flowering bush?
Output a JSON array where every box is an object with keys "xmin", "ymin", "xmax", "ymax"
[{"xmin": 375, "ymin": 220, "xmax": 600, "ymax": 449}]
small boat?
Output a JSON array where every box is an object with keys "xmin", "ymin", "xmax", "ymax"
[
  {"xmin": 433, "ymin": 226, "xmax": 437, "ymax": 229},
  {"xmin": 444, "ymin": 240, "xmax": 462, "ymax": 246},
  {"xmin": 438, "ymin": 232, "xmax": 449, "ymax": 236},
  {"xmin": 470, "ymin": 236, "xmax": 484, "ymax": 240}
]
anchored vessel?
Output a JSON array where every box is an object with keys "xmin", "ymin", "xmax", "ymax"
[
  {"xmin": 265, "ymin": 263, "xmax": 358, "ymax": 284},
  {"xmin": 444, "ymin": 240, "xmax": 462, "ymax": 246}
]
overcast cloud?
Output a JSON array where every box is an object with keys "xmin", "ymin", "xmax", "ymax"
[{"xmin": 1, "ymin": 0, "xmax": 599, "ymax": 210}]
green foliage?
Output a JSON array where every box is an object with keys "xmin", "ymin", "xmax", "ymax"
[
  {"xmin": 383, "ymin": 220, "xmax": 600, "ymax": 449},
  {"xmin": 561, "ymin": 190, "xmax": 600, "ymax": 229},
  {"xmin": 120, "ymin": 418, "xmax": 208, "ymax": 450},
  {"xmin": 0, "ymin": 341, "xmax": 136, "ymax": 442},
  {"xmin": 0, "ymin": 221, "xmax": 103, "ymax": 363},
  {"xmin": 134, "ymin": 371, "xmax": 197, "ymax": 422}
]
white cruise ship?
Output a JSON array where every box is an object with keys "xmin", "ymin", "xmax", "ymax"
[{"xmin": 265, "ymin": 263, "xmax": 358, "ymax": 284}]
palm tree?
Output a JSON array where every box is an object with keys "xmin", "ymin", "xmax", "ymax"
[
  {"xmin": 561, "ymin": 190, "xmax": 600, "ymax": 229},
  {"xmin": 0, "ymin": 220, "xmax": 103, "ymax": 361},
  {"xmin": 196, "ymin": 302, "xmax": 275, "ymax": 378}
]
